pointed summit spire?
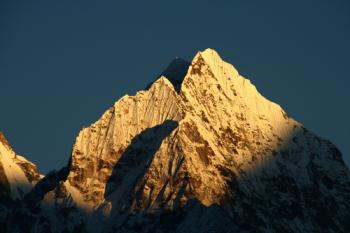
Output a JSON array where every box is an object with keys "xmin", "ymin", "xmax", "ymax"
[
  {"xmin": 146, "ymin": 57, "xmax": 190, "ymax": 93},
  {"xmin": 161, "ymin": 57, "xmax": 190, "ymax": 93},
  {"xmin": 0, "ymin": 132, "xmax": 11, "ymax": 150}
]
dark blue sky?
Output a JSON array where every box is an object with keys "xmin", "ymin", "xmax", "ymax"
[{"xmin": 1, "ymin": 0, "xmax": 349, "ymax": 173}]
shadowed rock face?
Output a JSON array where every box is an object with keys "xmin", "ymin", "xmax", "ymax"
[
  {"xmin": 0, "ymin": 162, "xmax": 11, "ymax": 200},
  {"xmin": 160, "ymin": 58, "xmax": 191, "ymax": 93},
  {"xmin": 146, "ymin": 57, "xmax": 190, "ymax": 93},
  {"xmin": 104, "ymin": 120, "xmax": 179, "ymax": 212},
  {"xmin": 3, "ymin": 49, "xmax": 350, "ymax": 233}
]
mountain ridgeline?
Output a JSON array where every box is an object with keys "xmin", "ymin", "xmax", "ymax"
[{"xmin": 1, "ymin": 49, "xmax": 349, "ymax": 233}]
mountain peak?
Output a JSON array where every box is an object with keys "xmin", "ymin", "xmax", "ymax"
[
  {"xmin": 3, "ymin": 49, "xmax": 350, "ymax": 233},
  {"xmin": 197, "ymin": 48, "xmax": 221, "ymax": 61},
  {"xmin": 151, "ymin": 75, "xmax": 176, "ymax": 92},
  {"xmin": 188, "ymin": 48, "xmax": 239, "ymax": 85},
  {"xmin": 147, "ymin": 49, "xmax": 239, "ymax": 95},
  {"xmin": 0, "ymin": 132, "xmax": 41, "ymax": 200},
  {"xmin": 0, "ymin": 131, "xmax": 11, "ymax": 150},
  {"xmin": 145, "ymin": 57, "xmax": 190, "ymax": 93},
  {"xmin": 161, "ymin": 57, "xmax": 190, "ymax": 92}
]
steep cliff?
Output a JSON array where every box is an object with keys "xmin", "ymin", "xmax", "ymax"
[
  {"xmin": 0, "ymin": 132, "xmax": 41, "ymax": 200},
  {"xmin": 4, "ymin": 49, "xmax": 350, "ymax": 233},
  {"xmin": 0, "ymin": 132, "xmax": 42, "ymax": 230}
]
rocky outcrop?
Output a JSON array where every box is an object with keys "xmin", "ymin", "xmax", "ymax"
[
  {"xmin": 0, "ymin": 132, "xmax": 42, "ymax": 230},
  {"xmin": 66, "ymin": 76, "xmax": 182, "ymax": 211},
  {"xmin": 0, "ymin": 132, "xmax": 41, "ymax": 200},
  {"xmin": 3, "ymin": 49, "xmax": 350, "ymax": 233}
]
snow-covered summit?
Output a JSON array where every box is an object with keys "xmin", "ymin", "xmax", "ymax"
[
  {"xmin": 3, "ymin": 49, "xmax": 350, "ymax": 233},
  {"xmin": 0, "ymin": 132, "xmax": 41, "ymax": 200}
]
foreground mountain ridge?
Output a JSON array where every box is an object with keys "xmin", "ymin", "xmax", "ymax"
[{"xmin": 1, "ymin": 48, "xmax": 350, "ymax": 233}]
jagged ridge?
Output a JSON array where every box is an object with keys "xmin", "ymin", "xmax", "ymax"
[{"xmin": 2, "ymin": 49, "xmax": 350, "ymax": 233}]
